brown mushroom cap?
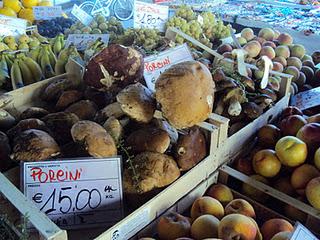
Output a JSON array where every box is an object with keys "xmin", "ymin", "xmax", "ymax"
[
  {"xmin": 242, "ymin": 102, "xmax": 264, "ymax": 119},
  {"xmin": 222, "ymin": 87, "xmax": 247, "ymax": 104},
  {"xmin": 174, "ymin": 127, "xmax": 207, "ymax": 171},
  {"xmin": 116, "ymin": 83, "xmax": 156, "ymax": 123},
  {"xmin": 94, "ymin": 102, "xmax": 125, "ymax": 124},
  {"xmin": 0, "ymin": 109, "xmax": 16, "ymax": 130},
  {"xmin": 103, "ymin": 117, "xmax": 123, "ymax": 142},
  {"xmin": 71, "ymin": 120, "xmax": 117, "ymax": 158},
  {"xmin": 20, "ymin": 107, "xmax": 49, "ymax": 120},
  {"xmin": 12, "ymin": 129, "xmax": 60, "ymax": 162},
  {"xmin": 155, "ymin": 61, "xmax": 215, "ymax": 129},
  {"xmin": 65, "ymin": 100, "xmax": 98, "ymax": 120},
  {"xmin": 123, "ymin": 151, "xmax": 180, "ymax": 194},
  {"xmin": 55, "ymin": 90, "xmax": 83, "ymax": 110},
  {"xmin": 127, "ymin": 127, "xmax": 170, "ymax": 154},
  {"xmin": 7, "ymin": 118, "xmax": 49, "ymax": 140}
]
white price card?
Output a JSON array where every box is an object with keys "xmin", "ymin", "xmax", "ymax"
[
  {"xmin": 0, "ymin": 15, "xmax": 27, "ymax": 37},
  {"xmin": 316, "ymin": 63, "xmax": 320, "ymax": 69},
  {"xmin": 71, "ymin": 4, "xmax": 93, "ymax": 26},
  {"xmin": 290, "ymin": 222, "xmax": 317, "ymax": 240},
  {"xmin": 134, "ymin": 1, "xmax": 169, "ymax": 31},
  {"xmin": 66, "ymin": 34, "xmax": 109, "ymax": 51},
  {"xmin": 33, "ymin": 6, "xmax": 63, "ymax": 20},
  {"xmin": 143, "ymin": 43, "xmax": 193, "ymax": 92},
  {"xmin": 22, "ymin": 158, "xmax": 123, "ymax": 229}
]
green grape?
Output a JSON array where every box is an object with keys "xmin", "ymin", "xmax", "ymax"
[{"xmin": 175, "ymin": 5, "xmax": 196, "ymax": 21}]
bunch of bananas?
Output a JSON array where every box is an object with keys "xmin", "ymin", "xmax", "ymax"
[
  {"xmin": 84, "ymin": 38, "xmax": 106, "ymax": 62},
  {"xmin": 50, "ymin": 33, "xmax": 65, "ymax": 56},
  {"xmin": 55, "ymin": 44, "xmax": 81, "ymax": 75}
]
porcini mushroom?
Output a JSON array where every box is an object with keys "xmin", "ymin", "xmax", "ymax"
[
  {"xmin": 116, "ymin": 83, "xmax": 156, "ymax": 123},
  {"xmin": 7, "ymin": 118, "xmax": 49, "ymax": 140},
  {"xmin": 216, "ymin": 87, "xmax": 247, "ymax": 116},
  {"xmin": 94, "ymin": 102, "xmax": 125, "ymax": 124},
  {"xmin": 0, "ymin": 109, "xmax": 16, "ymax": 130},
  {"xmin": 65, "ymin": 100, "xmax": 98, "ymax": 120},
  {"xmin": 254, "ymin": 94, "xmax": 273, "ymax": 109},
  {"xmin": 20, "ymin": 107, "xmax": 49, "ymax": 120},
  {"xmin": 103, "ymin": 117, "xmax": 123, "ymax": 142},
  {"xmin": 242, "ymin": 102, "xmax": 264, "ymax": 120}
]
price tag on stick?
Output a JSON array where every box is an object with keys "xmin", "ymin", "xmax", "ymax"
[
  {"xmin": 232, "ymin": 49, "xmax": 248, "ymax": 77},
  {"xmin": 66, "ymin": 34, "xmax": 109, "ymax": 51},
  {"xmin": 134, "ymin": 1, "xmax": 169, "ymax": 31},
  {"xmin": 290, "ymin": 222, "xmax": 317, "ymax": 240},
  {"xmin": 22, "ymin": 158, "xmax": 124, "ymax": 229},
  {"xmin": 71, "ymin": 4, "xmax": 93, "ymax": 26},
  {"xmin": 33, "ymin": 6, "xmax": 63, "ymax": 20},
  {"xmin": 260, "ymin": 56, "xmax": 273, "ymax": 89},
  {"xmin": 0, "ymin": 15, "xmax": 27, "ymax": 37}
]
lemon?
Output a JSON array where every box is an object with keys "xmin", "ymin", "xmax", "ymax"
[
  {"xmin": 18, "ymin": 8, "xmax": 34, "ymax": 23},
  {"xmin": 3, "ymin": 0, "xmax": 22, "ymax": 13},
  {"xmin": 0, "ymin": 7, "xmax": 17, "ymax": 17},
  {"xmin": 38, "ymin": 0, "xmax": 53, "ymax": 6},
  {"xmin": 22, "ymin": 0, "xmax": 39, "ymax": 8}
]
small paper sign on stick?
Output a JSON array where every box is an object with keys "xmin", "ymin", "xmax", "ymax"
[
  {"xmin": 229, "ymin": 26, "xmax": 241, "ymax": 49},
  {"xmin": 290, "ymin": 222, "xmax": 317, "ymax": 240},
  {"xmin": 232, "ymin": 49, "xmax": 248, "ymax": 77},
  {"xmin": 260, "ymin": 56, "xmax": 273, "ymax": 89}
]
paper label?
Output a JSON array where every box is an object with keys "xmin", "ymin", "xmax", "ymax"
[
  {"xmin": 232, "ymin": 49, "xmax": 248, "ymax": 77},
  {"xmin": 290, "ymin": 222, "xmax": 317, "ymax": 240},
  {"xmin": 144, "ymin": 43, "xmax": 194, "ymax": 91},
  {"xmin": 33, "ymin": 6, "xmax": 63, "ymax": 20},
  {"xmin": 260, "ymin": 56, "xmax": 273, "ymax": 89},
  {"xmin": 66, "ymin": 34, "xmax": 109, "ymax": 51},
  {"xmin": 134, "ymin": 1, "xmax": 169, "ymax": 31},
  {"xmin": 112, "ymin": 208, "xmax": 150, "ymax": 240},
  {"xmin": 153, "ymin": 0, "xmax": 172, "ymax": 3},
  {"xmin": 0, "ymin": 15, "xmax": 27, "ymax": 37},
  {"xmin": 71, "ymin": 4, "xmax": 93, "ymax": 26},
  {"xmin": 22, "ymin": 158, "xmax": 123, "ymax": 229}
]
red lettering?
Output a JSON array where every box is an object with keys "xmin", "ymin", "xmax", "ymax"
[
  {"xmin": 69, "ymin": 169, "xmax": 81, "ymax": 181},
  {"xmin": 30, "ymin": 167, "xmax": 42, "ymax": 182},
  {"xmin": 48, "ymin": 170, "xmax": 56, "ymax": 182},
  {"xmin": 56, "ymin": 170, "xmax": 65, "ymax": 182}
]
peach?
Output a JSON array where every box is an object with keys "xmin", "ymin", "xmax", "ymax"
[
  {"xmin": 290, "ymin": 44, "xmax": 306, "ymax": 59},
  {"xmin": 252, "ymin": 149, "xmax": 281, "ymax": 178},
  {"xmin": 272, "ymin": 62, "xmax": 284, "ymax": 72},
  {"xmin": 274, "ymin": 30, "xmax": 281, "ymax": 39},
  {"xmin": 257, "ymin": 124, "xmax": 281, "ymax": 148},
  {"xmin": 281, "ymin": 106, "xmax": 303, "ymax": 119},
  {"xmin": 287, "ymin": 57, "xmax": 302, "ymax": 70},
  {"xmin": 302, "ymin": 60, "xmax": 315, "ymax": 70},
  {"xmin": 314, "ymin": 147, "xmax": 320, "ymax": 170},
  {"xmin": 274, "ymin": 177, "xmax": 295, "ymax": 196},
  {"xmin": 275, "ymin": 136, "xmax": 308, "ymax": 167},
  {"xmin": 284, "ymin": 66, "xmax": 300, "ymax": 81},
  {"xmin": 296, "ymin": 123, "xmax": 320, "ymax": 154},
  {"xmin": 242, "ymin": 175, "xmax": 269, "ymax": 202},
  {"xmin": 243, "ymin": 41, "xmax": 261, "ymax": 58},
  {"xmin": 270, "ymin": 231, "xmax": 292, "ymax": 240},
  {"xmin": 237, "ymin": 37, "xmax": 247, "ymax": 46},
  {"xmin": 222, "ymin": 52, "xmax": 233, "ymax": 59},
  {"xmin": 291, "ymin": 82, "xmax": 298, "ymax": 94},
  {"xmin": 241, "ymin": 28, "xmax": 255, "ymax": 41},
  {"xmin": 275, "ymin": 46, "xmax": 290, "ymax": 59},
  {"xmin": 260, "ymin": 46, "xmax": 276, "ymax": 59},
  {"xmin": 295, "ymin": 72, "xmax": 306, "ymax": 88},
  {"xmin": 301, "ymin": 66, "xmax": 314, "ymax": 83},
  {"xmin": 157, "ymin": 212, "xmax": 191, "ymax": 240},
  {"xmin": 279, "ymin": 115, "xmax": 307, "ymax": 136},
  {"xmin": 306, "ymin": 177, "xmax": 320, "ymax": 209},
  {"xmin": 307, "ymin": 113, "xmax": 320, "ymax": 124},
  {"xmin": 217, "ymin": 44, "xmax": 233, "ymax": 54},
  {"xmin": 291, "ymin": 164, "xmax": 320, "ymax": 195},
  {"xmin": 263, "ymin": 41, "xmax": 277, "ymax": 49},
  {"xmin": 191, "ymin": 196, "xmax": 224, "ymax": 221},
  {"xmin": 261, "ymin": 218, "xmax": 294, "ymax": 240},
  {"xmin": 206, "ymin": 184, "xmax": 234, "ymax": 206},
  {"xmin": 233, "ymin": 157, "xmax": 254, "ymax": 175},
  {"xmin": 191, "ymin": 214, "xmax": 220, "ymax": 240},
  {"xmin": 268, "ymin": 76, "xmax": 281, "ymax": 91},
  {"xmin": 301, "ymin": 54, "xmax": 313, "ymax": 62},
  {"xmin": 312, "ymin": 51, "xmax": 320, "ymax": 64},
  {"xmin": 255, "ymin": 36, "xmax": 267, "ymax": 46},
  {"xmin": 218, "ymin": 214, "xmax": 258, "ymax": 240},
  {"xmin": 278, "ymin": 33, "xmax": 293, "ymax": 45},
  {"xmin": 274, "ymin": 56, "xmax": 287, "ymax": 67},
  {"xmin": 225, "ymin": 199, "xmax": 256, "ymax": 218},
  {"xmin": 258, "ymin": 28, "xmax": 275, "ymax": 41}
]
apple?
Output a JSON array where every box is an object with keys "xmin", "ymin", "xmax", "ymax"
[
  {"xmin": 233, "ymin": 157, "xmax": 254, "ymax": 175},
  {"xmin": 275, "ymin": 136, "xmax": 307, "ymax": 167},
  {"xmin": 206, "ymin": 184, "xmax": 234, "ymax": 206},
  {"xmin": 157, "ymin": 212, "xmax": 191, "ymax": 240},
  {"xmin": 280, "ymin": 115, "xmax": 307, "ymax": 136},
  {"xmin": 224, "ymin": 199, "xmax": 256, "ymax": 218},
  {"xmin": 291, "ymin": 164, "xmax": 320, "ymax": 195},
  {"xmin": 280, "ymin": 106, "xmax": 303, "ymax": 120},
  {"xmin": 306, "ymin": 177, "xmax": 320, "ymax": 210},
  {"xmin": 296, "ymin": 123, "xmax": 320, "ymax": 154},
  {"xmin": 252, "ymin": 149, "xmax": 281, "ymax": 177},
  {"xmin": 191, "ymin": 214, "xmax": 220, "ymax": 239},
  {"xmin": 261, "ymin": 218, "xmax": 294, "ymax": 240},
  {"xmin": 191, "ymin": 196, "xmax": 224, "ymax": 221},
  {"xmin": 315, "ymin": 147, "xmax": 320, "ymax": 170}
]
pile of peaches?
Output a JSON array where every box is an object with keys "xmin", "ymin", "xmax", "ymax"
[
  {"xmin": 234, "ymin": 106, "xmax": 320, "ymax": 212},
  {"xmin": 139, "ymin": 183, "xmax": 294, "ymax": 240}
]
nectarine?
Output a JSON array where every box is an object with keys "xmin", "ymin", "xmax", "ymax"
[
  {"xmin": 315, "ymin": 147, "xmax": 320, "ymax": 170},
  {"xmin": 252, "ymin": 149, "xmax": 281, "ymax": 177},
  {"xmin": 280, "ymin": 115, "xmax": 307, "ymax": 136},
  {"xmin": 206, "ymin": 184, "xmax": 234, "ymax": 206},
  {"xmin": 191, "ymin": 196, "xmax": 224, "ymax": 221},
  {"xmin": 191, "ymin": 214, "xmax": 220, "ymax": 240},
  {"xmin": 257, "ymin": 124, "xmax": 281, "ymax": 148},
  {"xmin": 261, "ymin": 218, "xmax": 293, "ymax": 240},
  {"xmin": 306, "ymin": 177, "xmax": 320, "ymax": 210},
  {"xmin": 296, "ymin": 123, "xmax": 320, "ymax": 154},
  {"xmin": 291, "ymin": 164, "xmax": 320, "ymax": 195},
  {"xmin": 270, "ymin": 231, "xmax": 292, "ymax": 240},
  {"xmin": 225, "ymin": 199, "xmax": 256, "ymax": 218}
]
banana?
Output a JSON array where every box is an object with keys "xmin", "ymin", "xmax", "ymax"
[
  {"xmin": 18, "ymin": 57, "xmax": 35, "ymax": 85},
  {"xmin": 53, "ymin": 36, "xmax": 62, "ymax": 56},
  {"xmin": 31, "ymin": 32, "xmax": 48, "ymax": 44},
  {"xmin": 24, "ymin": 56, "xmax": 43, "ymax": 82},
  {"xmin": 3, "ymin": 54, "xmax": 13, "ymax": 71},
  {"xmin": 46, "ymin": 45, "xmax": 57, "ymax": 69},
  {"xmin": 40, "ymin": 50, "xmax": 54, "ymax": 78},
  {"xmin": 60, "ymin": 34, "xmax": 65, "ymax": 50},
  {"xmin": 11, "ymin": 60, "xmax": 24, "ymax": 89},
  {"xmin": 29, "ymin": 47, "xmax": 41, "ymax": 63},
  {"xmin": 0, "ymin": 55, "xmax": 9, "ymax": 86},
  {"xmin": 57, "ymin": 46, "xmax": 69, "ymax": 62},
  {"xmin": 54, "ymin": 59, "xmax": 67, "ymax": 75}
]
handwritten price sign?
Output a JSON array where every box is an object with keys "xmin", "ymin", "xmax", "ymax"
[
  {"xmin": 22, "ymin": 158, "xmax": 123, "ymax": 229},
  {"xmin": 71, "ymin": 4, "xmax": 93, "ymax": 26},
  {"xmin": 0, "ymin": 15, "xmax": 27, "ymax": 37},
  {"xmin": 134, "ymin": 1, "xmax": 168, "ymax": 31},
  {"xmin": 290, "ymin": 222, "xmax": 317, "ymax": 240},
  {"xmin": 144, "ymin": 43, "xmax": 193, "ymax": 92},
  {"xmin": 66, "ymin": 34, "xmax": 109, "ymax": 51},
  {"xmin": 33, "ymin": 6, "xmax": 63, "ymax": 20}
]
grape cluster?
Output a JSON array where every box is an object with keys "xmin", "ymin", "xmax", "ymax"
[
  {"xmin": 175, "ymin": 5, "xmax": 196, "ymax": 21},
  {"xmin": 37, "ymin": 17, "xmax": 74, "ymax": 38}
]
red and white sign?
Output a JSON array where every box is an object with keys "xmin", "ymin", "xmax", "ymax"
[
  {"xmin": 0, "ymin": 15, "xmax": 27, "ymax": 37},
  {"xmin": 143, "ymin": 43, "xmax": 193, "ymax": 92},
  {"xmin": 22, "ymin": 158, "xmax": 123, "ymax": 229},
  {"xmin": 33, "ymin": 6, "xmax": 63, "ymax": 20}
]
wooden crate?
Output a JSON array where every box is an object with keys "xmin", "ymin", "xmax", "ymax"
[{"xmin": 133, "ymin": 168, "xmax": 291, "ymax": 239}]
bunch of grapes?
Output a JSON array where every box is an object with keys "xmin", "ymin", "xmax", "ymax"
[
  {"xmin": 201, "ymin": 12, "xmax": 215, "ymax": 30},
  {"xmin": 175, "ymin": 5, "xmax": 196, "ymax": 21},
  {"xmin": 188, "ymin": 20, "xmax": 202, "ymax": 40},
  {"xmin": 166, "ymin": 16, "xmax": 190, "ymax": 44}
]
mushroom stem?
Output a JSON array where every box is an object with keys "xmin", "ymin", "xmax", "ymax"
[
  {"xmin": 228, "ymin": 98, "xmax": 242, "ymax": 116},
  {"xmin": 214, "ymin": 99, "xmax": 225, "ymax": 115}
]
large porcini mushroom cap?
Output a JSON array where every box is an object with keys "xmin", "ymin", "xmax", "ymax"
[
  {"xmin": 7, "ymin": 118, "xmax": 49, "ymax": 140},
  {"xmin": 20, "ymin": 107, "xmax": 49, "ymax": 120},
  {"xmin": 155, "ymin": 61, "xmax": 215, "ymax": 129},
  {"xmin": 65, "ymin": 100, "xmax": 98, "ymax": 120},
  {"xmin": 123, "ymin": 151, "xmax": 180, "ymax": 194},
  {"xmin": 116, "ymin": 83, "xmax": 156, "ymax": 123},
  {"xmin": 12, "ymin": 129, "xmax": 60, "ymax": 162},
  {"xmin": 126, "ymin": 127, "xmax": 170, "ymax": 154},
  {"xmin": 71, "ymin": 120, "xmax": 117, "ymax": 158},
  {"xmin": 83, "ymin": 44, "xmax": 144, "ymax": 90}
]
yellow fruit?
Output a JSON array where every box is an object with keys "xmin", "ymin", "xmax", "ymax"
[
  {"xmin": 3, "ymin": 36, "xmax": 15, "ymax": 45},
  {"xmin": 18, "ymin": 8, "xmax": 34, "ymax": 23},
  {"xmin": 7, "ymin": 42, "xmax": 18, "ymax": 50},
  {"xmin": 3, "ymin": 0, "xmax": 22, "ymax": 13},
  {"xmin": 38, "ymin": 0, "xmax": 53, "ymax": 6},
  {"xmin": 22, "ymin": 0, "xmax": 39, "ymax": 8},
  {"xmin": 315, "ymin": 148, "xmax": 320, "ymax": 170},
  {"xmin": 0, "ymin": 7, "xmax": 17, "ymax": 17}
]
